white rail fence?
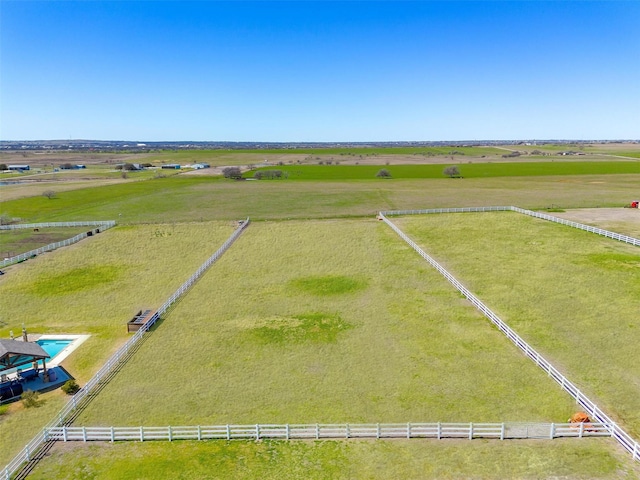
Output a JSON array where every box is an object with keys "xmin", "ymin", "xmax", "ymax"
[
  {"xmin": 0, "ymin": 221, "xmax": 117, "ymax": 268},
  {"xmin": 2, "ymin": 219, "xmax": 250, "ymax": 480},
  {"xmin": 380, "ymin": 206, "xmax": 640, "ymax": 247},
  {"xmin": 378, "ymin": 212, "xmax": 640, "ymax": 463},
  {"xmin": 43, "ymin": 422, "xmax": 612, "ymax": 443}
]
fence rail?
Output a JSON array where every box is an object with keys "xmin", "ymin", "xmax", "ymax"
[
  {"xmin": 42, "ymin": 422, "xmax": 612, "ymax": 443},
  {"xmin": 380, "ymin": 206, "xmax": 640, "ymax": 247},
  {"xmin": 378, "ymin": 212, "xmax": 640, "ymax": 463},
  {"xmin": 1, "ymin": 221, "xmax": 117, "ymax": 268},
  {"xmin": 2, "ymin": 219, "xmax": 250, "ymax": 480}
]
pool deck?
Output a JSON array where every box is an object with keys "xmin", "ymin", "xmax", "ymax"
[{"xmin": 0, "ymin": 366, "xmax": 73, "ymax": 404}]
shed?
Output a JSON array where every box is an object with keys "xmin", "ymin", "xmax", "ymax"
[
  {"xmin": 7, "ymin": 165, "xmax": 30, "ymax": 171},
  {"xmin": 161, "ymin": 164, "xmax": 181, "ymax": 170}
]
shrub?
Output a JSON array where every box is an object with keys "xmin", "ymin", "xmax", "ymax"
[
  {"xmin": 21, "ymin": 390, "xmax": 41, "ymax": 408},
  {"xmin": 61, "ymin": 379, "xmax": 80, "ymax": 395},
  {"xmin": 0, "ymin": 404, "xmax": 8, "ymax": 416},
  {"xmin": 443, "ymin": 166, "xmax": 461, "ymax": 178},
  {"xmin": 376, "ymin": 169, "xmax": 392, "ymax": 178},
  {"xmin": 42, "ymin": 190, "xmax": 56, "ymax": 199}
]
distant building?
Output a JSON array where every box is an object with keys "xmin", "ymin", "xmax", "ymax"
[
  {"xmin": 7, "ymin": 165, "xmax": 30, "ymax": 171},
  {"xmin": 161, "ymin": 164, "xmax": 181, "ymax": 170},
  {"xmin": 193, "ymin": 163, "xmax": 210, "ymax": 169}
]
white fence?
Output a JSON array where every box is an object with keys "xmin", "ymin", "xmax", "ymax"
[
  {"xmin": 378, "ymin": 212, "xmax": 640, "ymax": 463},
  {"xmin": 380, "ymin": 206, "xmax": 640, "ymax": 247},
  {"xmin": 2, "ymin": 219, "xmax": 250, "ymax": 480},
  {"xmin": 0, "ymin": 221, "xmax": 117, "ymax": 268},
  {"xmin": 42, "ymin": 422, "xmax": 612, "ymax": 443}
]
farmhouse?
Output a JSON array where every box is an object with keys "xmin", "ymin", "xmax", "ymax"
[
  {"xmin": 161, "ymin": 164, "xmax": 181, "ymax": 169},
  {"xmin": 7, "ymin": 165, "xmax": 30, "ymax": 171}
]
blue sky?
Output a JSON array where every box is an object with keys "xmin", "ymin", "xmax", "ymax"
[{"xmin": 1, "ymin": 1, "xmax": 639, "ymax": 141}]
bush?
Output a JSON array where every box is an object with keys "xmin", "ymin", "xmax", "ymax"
[
  {"xmin": 61, "ymin": 379, "xmax": 80, "ymax": 395},
  {"xmin": 376, "ymin": 169, "xmax": 392, "ymax": 178},
  {"xmin": 21, "ymin": 390, "xmax": 41, "ymax": 408},
  {"xmin": 42, "ymin": 190, "xmax": 56, "ymax": 199},
  {"xmin": 0, "ymin": 404, "xmax": 8, "ymax": 416}
]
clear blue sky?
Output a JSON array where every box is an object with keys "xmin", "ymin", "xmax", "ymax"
[{"xmin": 1, "ymin": 1, "xmax": 639, "ymax": 141}]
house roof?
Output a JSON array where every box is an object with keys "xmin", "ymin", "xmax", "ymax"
[{"xmin": 0, "ymin": 339, "xmax": 50, "ymax": 372}]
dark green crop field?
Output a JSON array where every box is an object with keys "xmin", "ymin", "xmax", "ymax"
[{"xmin": 248, "ymin": 161, "xmax": 640, "ymax": 180}]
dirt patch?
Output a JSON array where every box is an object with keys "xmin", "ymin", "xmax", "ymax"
[{"xmin": 550, "ymin": 208, "xmax": 640, "ymax": 238}]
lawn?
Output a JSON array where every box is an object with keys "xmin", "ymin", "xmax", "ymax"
[
  {"xmin": 0, "ymin": 222, "xmax": 235, "ymax": 466},
  {"xmin": 27, "ymin": 438, "xmax": 640, "ymax": 480},
  {"xmin": 75, "ymin": 220, "xmax": 575, "ymax": 427},
  {"xmin": 395, "ymin": 212, "xmax": 640, "ymax": 437}
]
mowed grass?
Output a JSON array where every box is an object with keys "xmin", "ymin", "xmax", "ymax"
[
  {"xmin": 27, "ymin": 439, "xmax": 640, "ymax": 480},
  {"xmin": 395, "ymin": 212, "xmax": 640, "ymax": 437},
  {"xmin": 2, "ymin": 172, "xmax": 640, "ymax": 224},
  {"xmin": 75, "ymin": 219, "xmax": 576, "ymax": 427},
  {"xmin": 0, "ymin": 226, "xmax": 88, "ymax": 257},
  {"xmin": 0, "ymin": 222, "xmax": 235, "ymax": 466},
  {"xmin": 249, "ymin": 162, "xmax": 640, "ymax": 180}
]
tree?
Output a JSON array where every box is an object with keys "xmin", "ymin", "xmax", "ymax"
[
  {"xmin": 42, "ymin": 190, "xmax": 56, "ymax": 199},
  {"xmin": 376, "ymin": 169, "xmax": 392, "ymax": 178},
  {"xmin": 443, "ymin": 166, "xmax": 461, "ymax": 178},
  {"xmin": 222, "ymin": 167, "xmax": 242, "ymax": 179},
  {"xmin": 0, "ymin": 164, "xmax": 7, "ymax": 171}
]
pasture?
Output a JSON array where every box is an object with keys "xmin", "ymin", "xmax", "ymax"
[
  {"xmin": 0, "ymin": 226, "xmax": 88, "ymax": 258},
  {"xmin": 395, "ymin": 212, "xmax": 640, "ymax": 437},
  {"xmin": 1, "ymin": 149, "xmax": 640, "ymax": 478},
  {"xmin": 0, "ymin": 222, "xmax": 234, "ymax": 465}
]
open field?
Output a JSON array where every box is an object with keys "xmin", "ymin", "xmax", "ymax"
[
  {"xmin": 0, "ymin": 226, "xmax": 89, "ymax": 258},
  {"xmin": 395, "ymin": 212, "xmax": 640, "ymax": 437},
  {"xmin": 76, "ymin": 220, "xmax": 575, "ymax": 427},
  {"xmin": 0, "ymin": 222, "xmax": 234, "ymax": 465},
  {"xmin": 2, "ymin": 149, "xmax": 640, "ymax": 476},
  {"xmin": 1, "ymin": 174, "xmax": 639, "ymax": 224},
  {"xmin": 28, "ymin": 438, "xmax": 640, "ymax": 480},
  {"xmin": 248, "ymin": 162, "xmax": 640, "ymax": 180}
]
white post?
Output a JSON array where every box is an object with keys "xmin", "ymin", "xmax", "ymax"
[
  {"xmin": 579, "ymin": 422, "xmax": 584, "ymax": 438},
  {"xmin": 110, "ymin": 426, "xmax": 115, "ymax": 443},
  {"xmin": 255, "ymin": 424, "xmax": 260, "ymax": 441},
  {"xmin": 83, "ymin": 426, "xmax": 87, "ymax": 442},
  {"xmin": 226, "ymin": 424, "xmax": 231, "ymax": 441},
  {"xmin": 63, "ymin": 426, "xmax": 68, "ymax": 442},
  {"xmin": 197, "ymin": 425, "xmax": 202, "ymax": 441},
  {"xmin": 286, "ymin": 424, "xmax": 290, "ymax": 440},
  {"xmin": 407, "ymin": 423, "xmax": 411, "ymax": 439},
  {"xmin": 315, "ymin": 424, "xmax": 320, "ymax": 440},
  {"xmin": 437, "ymin": 422, "xmax": 441, "ymax": 440},
  {"xmin": 168, "ymin": 426, "xmax": 173, "ymax": 442},
  {"xmin": 376, "ymin": 423, "xmax": 380, "ymax": 439},
  {"xmin": 469, "ymin": 423, "xmax": 473, "ymax": 440},
  {"xmin": 346, "ymin": 424, "xmax": 350, "ymax": 439},
  {"xmin": 500, "ymin": 423, "xmax": 505, "ymax": 440},
  {"xmin": 549, "ymin": 423, "xmax": 555, "ymax": 439},
  {"xmin": 140, "ymin": 427, "xmax": 144, "ymax": 442}
]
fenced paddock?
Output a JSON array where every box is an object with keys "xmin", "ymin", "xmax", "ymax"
[
  {"xmin": 2, "ymin": 219, "xmax": 250, "ymax": 480},
  {"xmin": 0, "ymin": 220, "xmax": 117, "ymax": 267},
  {"xmin": 378, "ymin": 210, "xmax": 640, "ymax": 463},
  {"xmin": 41, "ymin": 423, "xmax": 612, "ymax": 443}
]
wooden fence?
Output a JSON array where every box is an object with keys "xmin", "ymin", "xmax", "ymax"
[
  {"xmin": 378, "ymin": 211, "xmax": 640, "ymax": 463},
  {"xmin": 2, "ymin": 219, "xmax": 250, "ymax": 480},
  {"xmin": 0, "ymin": 221, "xmax": 117, "ymax": 268},
  {"xmin": 43, "ymin": 422, "xmax": 612, "ymax": 443}
]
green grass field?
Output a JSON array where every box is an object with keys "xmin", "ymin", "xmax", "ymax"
[
  {"xmin": 248, "ymin": 162, "xmax": 640, "ymax": 181},
  {"xmin": 1, "ymin": 173, "xmax": 639, "ymax": 224},
  {"xmin": 1, "ymin": 149, "xmax": 640, "ymax": 477},
  {"xmin": 75, "ymin": 220, "xmax": 575, "ymax": 427},
  {"xmin": 395, "ymin": 212, "xmax": 640, "ymax": 437},
  {"xmin": 0, "ymin": 227, "xmax": 89, "ymax": 257},
  {"xmin": 0, "ymin": 222, "xmax": 234, "ymax": 466},
  {"xmin": 28, "ymin": 439, "xmax": 640, "ymax": 480}
]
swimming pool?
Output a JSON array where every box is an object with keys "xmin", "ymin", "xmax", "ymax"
[{"xmin": 3, "ymin": 335, "xmax": 89, "ymax": 377}]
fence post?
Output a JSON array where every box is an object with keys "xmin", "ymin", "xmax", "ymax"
[
  {"xmin": 110, "ymin": 426, "xmax": 115, "ymax": 443},
  {"xmin": 197, "ymin": 425, "xmax": 202, "ymax": 441},
  {"xmin": 82, "ymin": 426, "xmax": 87, "ymax": 442},
  {"xmin": 140, "ymin": 427, "xmax": 144, "ymax": 442},
  {"xmin": 437, "ymin": 422, "xmax": 441, "ymax": 440},
  {"xmin": 469, "ymin": 423, "xmax": 473, "ymax": 440},
  {"xmin": 63, "ymin": 426, "xmax": 68, "ymax": 442},
  {"xmin": 255, "ymin": 424, "xmax": 260, "ymax": 441},
  {"xmin": 226, "ymin": 424, "xmax": 231, "ymax": 441},
  {"xmin": 579, "ymin": 422, "xmax": 584, "ymax": 438},
  {"xmin": 501, "ymin": 423, "xmax": 505, "ymax": 440},
  {"xmin": 407, "ymin": 423, "xmax": 411, "ymax": 439},
  {"xmin": 345, "ymin": 424, "xmax": 350, "ymax": 439},
  {"xmin": 25, "ymin": 445, "xmax": 30, "ymax": 462},
  {"xmin": 376, "ymin": 423, "xmax": 380, "ymax": 439},
  {"xmin": 286, "ymin": 424, "xmax": 290, "ymax": 440},
  {"xmin": 550, "ymin": 423, "xmax": 555, "ymax": 439},
  {"xmin": 168, "ymin": 426, "xmax": 172, "ymax": 442},
  {"xmin": 315, "ymin": 424, "xmax": 320, "ymax": 440}
]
